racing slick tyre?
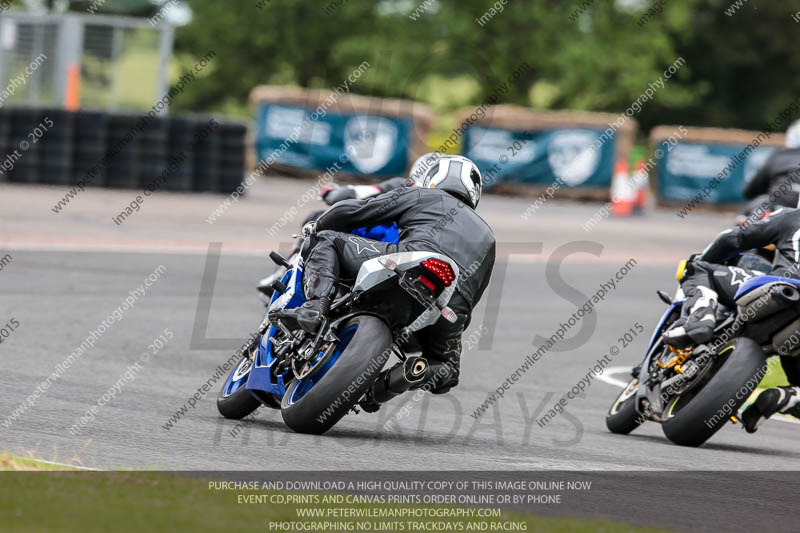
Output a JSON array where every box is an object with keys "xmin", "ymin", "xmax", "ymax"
[
  {"xmin": 606, "ymin": 377, "xmax": 644, "ymax": 435},
  {"xmin": 217, "ymin": 341, "xmax": 262, "ymax": 420},
  {"xmin": 281, "ymin": 315, "xmax": 392, "ymax": 435},
  {"xmin": 661, "ymin": 337, "xmax": 765, "ymax": 447}
]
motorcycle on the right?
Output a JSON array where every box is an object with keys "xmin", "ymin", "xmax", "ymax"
[{"xmin": 606, "ymin": 252, "xmax": 800, "ymax": 447}]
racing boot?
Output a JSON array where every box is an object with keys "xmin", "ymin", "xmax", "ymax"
[
  {"xmin": 663, "ymin": 286, "xmax": 718, "ymax": 349},
  {"xmin": 740, "ymin": 386, "xmax": 800, "ymax": 433},
  {"xmin": 269, "ymin": 296, "xmax": 331, "ymax": 334}
]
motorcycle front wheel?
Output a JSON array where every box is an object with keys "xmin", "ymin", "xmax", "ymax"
[
  {"xmin": 606, "ymin": 376, "xmax": 644, "ymax": 435},
  {"xmin": 217, "ymin": 340, "xmax": 262, "ymax": 420}
]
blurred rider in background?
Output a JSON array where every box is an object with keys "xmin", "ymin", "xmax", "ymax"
[{"xmin": 740, "ymin": 120, "xmax": 800, "ymax": 222}]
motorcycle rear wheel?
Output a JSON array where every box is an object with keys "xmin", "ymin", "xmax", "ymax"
[
  {"xmin": 281, "ymin": 315, "xmax": 392, "ymax": 434},
  {"xmin": 661, "ymin": 337, "xmax": 765, "ymax": 447}
]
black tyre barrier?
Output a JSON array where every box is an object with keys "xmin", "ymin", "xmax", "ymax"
[
  {"xmin": 193, "ymin": 119, "xmax": 221, "ymax": 192},
  {"xmin": 7, "ymin": 107, "xmax": 41, "ymax": 183},
  {"xmin": 105, "ymin": 113, "xmax": 141, "ymax": 189},
  {"xmin": 39, "ymin": 108, "xmax": 74, "ymax": 185},
  {"xmin": 165, "ymin": 116, "xmax": 197, "ymax": 191},
  {"xmin": 137, "ymin": 117, "xmax": 168, "ymax": 189},
  {"xmin": 72, "ymin": 110, "xmax": 108, "ymax": 186},
  {"xmin": 0, "ymin": 111, "xmax": 9, "ymax": 183},
  {"xmin": 0, "ymin": 107, "xmax": 246, "ymax": 193}
]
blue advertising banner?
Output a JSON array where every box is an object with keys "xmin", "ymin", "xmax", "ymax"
[
  {"xmin": 462, "ymin": 126, "xmax": 617, "ymax": 189},
  {"xmin": 656, "ymin": 141, "xmax": 776, "ymax": 204},
  {"xmin": 255, "ymin": 103, "xmax": 412, "ymax": 176}
]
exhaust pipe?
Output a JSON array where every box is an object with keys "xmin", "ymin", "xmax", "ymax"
[
  {"xmin": 370, "ymin": 357, "xmax": 428, "ymax": 403},
  {"xmin": 773, "ymin": 284, "xmax": 800, "ymax": 305},
  {"xmin": 741, "ymin": 284, "xmax": 800, "ymax": 321}
]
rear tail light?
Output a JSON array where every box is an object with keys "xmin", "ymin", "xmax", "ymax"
[
  {"xmin": 418, "ymin": 275, "xmax": 436, "ymax": 291},
  {"xmin": 420, "ymin": 258, "xmax": 455, "ymax": 287}
]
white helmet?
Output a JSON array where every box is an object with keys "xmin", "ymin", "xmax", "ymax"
[
  {"xmin": 408, "ymin": 152, "xmax": 443, "ymax": 186},
  {"xmin": 418, "ymin": 155, "xmax": 482, "ymax": 209},
  {"xmin": 786, "ymin": 120, "xmax": 800, "ymax": 149}
]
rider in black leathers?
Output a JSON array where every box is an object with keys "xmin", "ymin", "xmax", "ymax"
[
  {"xmin": 276, "ymin": 155, "xmax": 495, "ymax": 394},
  {"xmin": 258, "ymin": 155, "xmax": 442, "ymax": 296},
  {"xmin": 740, "ymin": 120, "xmax": 800, "ymax": 220},
  {"xmin": 663, "ymin": 208, "xmax": 800, "ymax": 431}
]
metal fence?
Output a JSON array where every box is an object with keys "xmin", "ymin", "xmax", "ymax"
[{"xmin": 0, "ymin": 11, "xmax": 173, "ymax": 111}]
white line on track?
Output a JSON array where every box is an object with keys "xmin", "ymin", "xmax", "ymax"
[{"xmin": 596, "ymin": 366, "xmax": 633, "ymax": 388}]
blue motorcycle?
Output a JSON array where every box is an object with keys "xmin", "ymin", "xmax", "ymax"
[
  {"xmin": 217, "ymin": 232, "xmax": 460, "ymax": 434},
  {"xmin": 607, "ymin": 253, "xmax": 800, "ymax": 446}
]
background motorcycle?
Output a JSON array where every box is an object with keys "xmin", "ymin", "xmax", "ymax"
[
  {"xmin": 217, "ymin": 241, "xmax": 460, "ymax": 434},
  {"xmin": 606, "ymin": 251, "xmax": 800, "ymax": 446}
]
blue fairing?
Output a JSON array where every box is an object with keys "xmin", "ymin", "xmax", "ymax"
[
  {"xmin": 244, "ymin": 226, "xmax": 397, "ymax": 408},
  {"xmin": 352, "ymin": 223, "xmax": 399, "ymax": 244},
  {"xmin": 734, "ymin": 275, "xmax": 800, "ymax": 300},
  {"xmin": 641, "ymin": 301, "xmax": 683, "ymax": 363},
  {"xmin": 245, "ymin": 268, "xmax": 304, "ymax": 403}
]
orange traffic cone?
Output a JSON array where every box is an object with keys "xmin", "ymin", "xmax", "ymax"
[
  {"xmin": 610, "ymin": 160, "xmax": 635, "ymax": 217},
  {"xmin": 65, "ymin": 63, "xmax": 80, "ymax": 111},
  {"xmin": 632, "ymin": 158, "xmax": 649, "ymax": 214}
]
